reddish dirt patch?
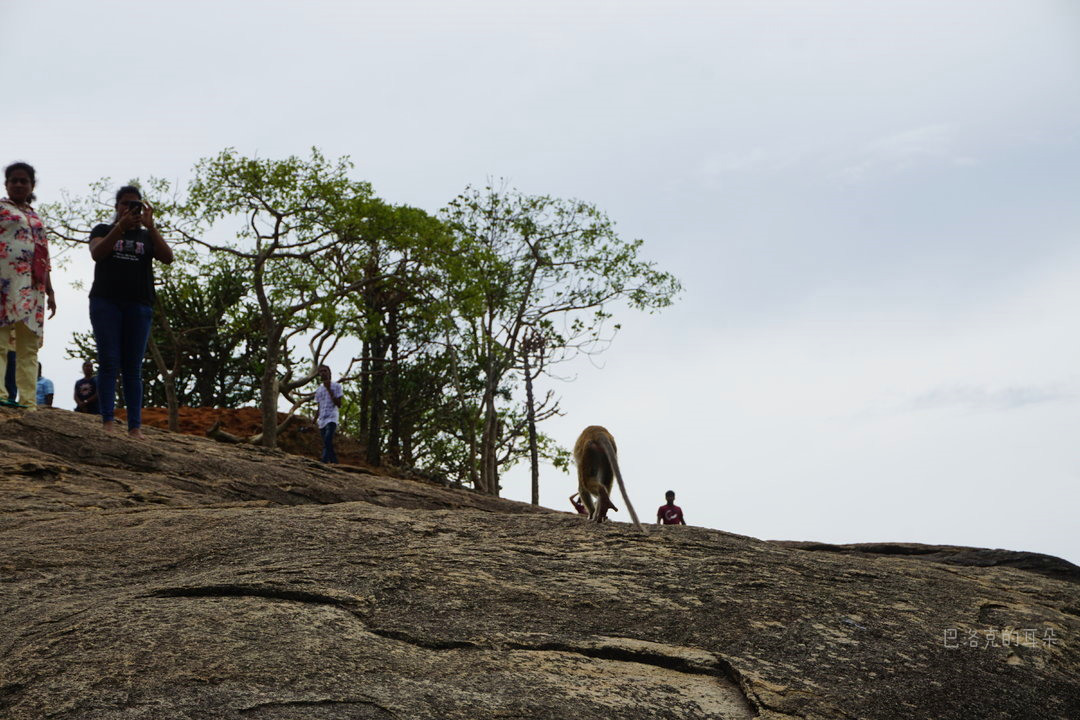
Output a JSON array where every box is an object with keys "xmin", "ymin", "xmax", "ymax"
[{"xmin": 115, "ymin": 406, "xmax": 371, "ymax": 468}]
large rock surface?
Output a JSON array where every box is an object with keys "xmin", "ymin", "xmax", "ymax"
[{"xmin": 2, "ymin": 408, "xmax": 1078, "ymax": 719}]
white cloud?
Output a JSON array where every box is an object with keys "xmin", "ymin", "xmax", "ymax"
[
  {"xmin": 834, "ymin": 124, "xmax": 969, "ymax": 183},
  {"xmin": 905, "ymin": 384, "xmax": 1074, "ymax": 414}
]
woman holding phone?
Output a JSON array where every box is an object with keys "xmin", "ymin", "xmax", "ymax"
[{"xmin": 88, "ymin": 185, "xmax": 173, "ymax": 436}]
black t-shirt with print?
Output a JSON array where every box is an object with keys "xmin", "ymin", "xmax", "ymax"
[
  {"xmin": 74, "ymin": 376, "xmax": 98, "ymax": 413},
  {"xmin": 89, "ymin": 224, "xmax": 155, "ymax": 305}
]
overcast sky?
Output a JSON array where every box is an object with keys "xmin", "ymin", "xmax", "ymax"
[{"xmin": 6, "ymin": 0, "xmax": 1079, "ymax": 563}]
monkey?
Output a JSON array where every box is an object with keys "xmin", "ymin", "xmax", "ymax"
[{"xmin": 573, "ymin": 425, "xmax": 645, "ymax": 533}]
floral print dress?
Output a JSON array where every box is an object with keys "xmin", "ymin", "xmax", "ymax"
[{"xmin": 0, "ymin": 199, "xmax": 49, "ymax": 337}]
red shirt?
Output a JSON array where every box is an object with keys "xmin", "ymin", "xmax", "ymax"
[{"xmin": 657, "ymin": 503, "xmax": 685, "ymax": 525}]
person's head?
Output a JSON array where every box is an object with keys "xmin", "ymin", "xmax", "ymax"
[
  {"xmin": 114, "ymin": 185, "xmax": 143, "ymax": 223},
  {"xmin": 5, "ymin": 162, "xmax": 36, "ymax": 205},
  {"xmin": 665, "ymin": 490, "xmax": 675, "ymax": 503},
  {"xmin": 82, "ymin": 360, "xmax": 94, "ymax": 376},
  {"xmin": 317, "ymin": 365, "xmax": 331, "ymax": 382}
]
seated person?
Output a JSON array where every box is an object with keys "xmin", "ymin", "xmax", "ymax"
[
  {"xmin": 74, "ymin": 360, "xmax": 99, "ymax": 414},
  {"xmin": 36, "ymin": 363, "xmax": 53, "ymax": 407}
]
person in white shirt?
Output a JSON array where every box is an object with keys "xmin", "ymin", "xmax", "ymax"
[{"xmin": 313, "ymin": 364, "xmax": 344, "ymax": 464}]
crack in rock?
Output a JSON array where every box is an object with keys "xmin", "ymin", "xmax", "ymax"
[
  {"xmin": 142, "ymin": 584, "xmax": 365, "ymax": 611},
  {"xmin": 364, "ymin": 627, "xmax": 480, "ymax": 651},
  {"xmin": 507, "ymin": 639, "xmax": 724, "ymax": 677}
]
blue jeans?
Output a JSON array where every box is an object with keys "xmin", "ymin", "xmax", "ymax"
[
  {"xmin": 320, "ymin": 422, "xmax": 338, "ymax": 463},
  {"xmin": 90, "ymin": 296, "xmax": 153, "ymax": 429}
]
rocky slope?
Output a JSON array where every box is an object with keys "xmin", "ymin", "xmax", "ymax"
[
  {"xmin": 119, "ymin": 406, "xmax": 373, "ymax": 468},
  {"xmin": 2, "ymin": 408, "xmax": 1078, "ymax": 719}
]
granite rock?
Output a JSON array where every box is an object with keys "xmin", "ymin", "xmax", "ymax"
[{"xmin": 2, "ymin": 409, "xmax": 1078, "ymax": 719}]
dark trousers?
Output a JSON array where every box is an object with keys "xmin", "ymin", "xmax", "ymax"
[
  {"xmin": 90, "ymin": 296, "xmax": 153, "ymax": 429},
  {"xmin": 320, "ymin": 422, "xmax": 338, "ymax": 463},
  {"xmin": 4, "ymin": 350, "xmax": 15, "ymax": 401}
]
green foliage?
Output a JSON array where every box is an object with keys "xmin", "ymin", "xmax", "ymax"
[{"xmin": 150, "ymin": 251, "xmax": 266, "ymax": 407}]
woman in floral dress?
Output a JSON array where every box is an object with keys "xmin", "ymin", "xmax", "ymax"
[{"xmin": 0, "ymin": 162, "xmax": 55, "ymax": 409}]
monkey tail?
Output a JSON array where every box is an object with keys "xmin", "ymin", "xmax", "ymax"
[{"xmin": 597, "ymin": 433, "xmax": 646, "ymax": 535}]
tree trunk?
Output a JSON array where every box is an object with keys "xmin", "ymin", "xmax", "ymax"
[
  {"xmin": 259, "ymin": 339, "xmax": 281, "ymax": 449},
  {"xmin": 366, "ymin": 335, "xmax": 387, "ymax": 466},
  {"xmin": 253, "ymin": 253, "xmax": 280, "ymax": 449},
  {"xmin": 193, "ymin": 344, "xmax": 215, "ymax": 408},
  {"xmin": 359, "ymin": 251, "xmax": 379, "ymax": 445},
  {"xmin": 523, "ymin": 352, "xmax": 540, "ymax": 505},
  {"xmin": 445, "ymin": 334, "xmax": 480, "ymax": 490},
  {"xmin": 386, "ymin": 304, "xmax": 402, "ymax": 466},
  {"xmin": 358, "ymin": 340, "xmax": 370, "ymax": 441},
  {"xmin": 479, "ymin": 377, "xmax": 500, "ymax": 496},
  {"xmin": 402, "ymin": 418, "xmax": 414, "ymax": 466},
  {"xmin": 465, "ymin": 418, "xmax": 480, "ymax": 491},
  {"xmin": 259, "ymin": 371, "xmax": 279, "ymax": 448},
  {"xmin": 164, "ymin": 378, "xmax": 179, "ymax": 432},
  {"xmin": 147, "ymin": 336, "xmax": 180, "ymax": 432}
]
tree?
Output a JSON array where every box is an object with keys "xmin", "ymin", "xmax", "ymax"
[
  {"xmin": 442, "ymin": 184, "xmax": 682, "ymax": 496},
  {"xmin": 183, "ymin": 148, "xmax": 378, "ymax": 448},
  {"xmin": 332, "ymin": 200, "xmax": 456, "ymax": 466},
  {"xmin": 147, "ymin": 250, "xmax": 267, "ymax": 424},
  {"xmin": 520, "ymin": 330, "xmax": 546, "ymax": 505}
]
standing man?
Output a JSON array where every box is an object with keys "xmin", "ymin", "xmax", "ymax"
[
  {"xmin": 74, "ymin": 360, "xmax": 99, "ymax": 414},
  {"xmin": 657, "ymin": 490, "xmax": 686, "ymax": 526},
  {"xmin": 36, "ymin": 363, "xmax": 53, "ymax": 407},
  {"xmin": 313, "ymin": 365, "xmax": 343, "ymax": 464}
]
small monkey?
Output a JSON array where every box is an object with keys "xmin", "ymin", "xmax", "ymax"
[{"xmin": 573, "ymin": 425, "xmax": 645, "ymax": 533}]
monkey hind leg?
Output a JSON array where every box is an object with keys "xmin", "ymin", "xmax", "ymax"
[
  {"xmin": 580, "ymin": 491, "xmax": 597, "ymax": 520},
  {"xmin": 595, "ymin": 485, "xmax": 619, "ymax": 522}
]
